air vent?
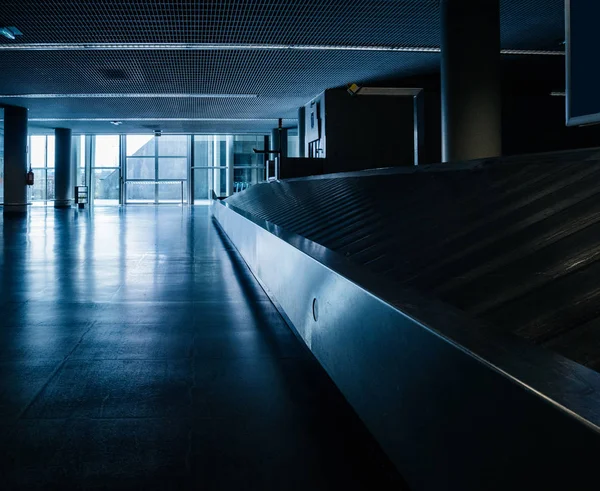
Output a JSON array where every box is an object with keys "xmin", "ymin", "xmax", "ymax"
[{"xmin": 98, "ymin": 68, "xmax": 128, "ymax": 80}]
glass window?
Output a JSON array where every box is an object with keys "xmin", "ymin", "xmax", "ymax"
[
  {"xmin": 127, "ymin": 158, "xmax": 155, "ymax": 180},
  {"xmin": 124, "ymin": 134, "xmax": 190, "ymax": 204},
  {"xmin": 46, "ymin": 136, "xmax": 55, "ymax": 168},
  {"xmin": 194, "ymin": 167, "xmax": 226, "ymax": 201},
  {"xmin": 158, "ymin": 158, "xmax": 187, "ymax": 180},
  {"xmin": 28, "ymin": 135, "xmax": 59, "ymax": 203},
  {"xmin": 215, "ymin": 137, "xmax": 227, "ymax": 167},
  {"xmin": 31, "ymin": 169, "xmax": 47, "ymax": 201},
  {"xmin": 76, "ymin": 169, "xmax": 86, "ymax": 187},
  {"xmin": 232, "ymin": 135, "xmax": 267, "ymax": 192},
  {"xmin": 158, "ymin": 135, "xmax": 188, "ymax": 156},
  {"xmin": 126, "ymin": 135, "xmax": 155, "ymax": 157},
  {"xmin": 126, "ymin": 181, "xmax": 155, "ymax": 203},
  {"xmin": 288, "ymin": 130, "xmax": 299, "ymax": 158},
  {"xmin": 95, "ymin": 135, "xmax": 120, "ymax": 167},
  {"xmin": 193, "ymin": 135, "xmax": 213, "ymax": 168},
  {"xmin": 30, "ymin": 136, "xmax": 46, "ymax": 167},
  {"xmin": 75, "ymin": 135, "xmax": 86, "ymax": 187},
  {"xmin": 233, "ymin": 135, "xmax": 264, "ymax": 168},
  {"xmin": 93, "ymin": 168, "xmax": 120, "ymax": 202},
  {"xmin": 46, "ymin": 169, "xmax": 56, "ymax": 200},
  {"xmin": 158, "ymin": 182, "xmax": 186, "ymax": 203}
]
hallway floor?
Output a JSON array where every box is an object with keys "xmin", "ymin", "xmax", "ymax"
[{"xmin": 0, "ymin": 206, "xmax": 403, "ymax": 490}]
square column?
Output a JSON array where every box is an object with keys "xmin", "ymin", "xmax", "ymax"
[
  {"xmin": 54, "ymin": 128, "xmax": 73, "ymax": 208},
  {"xmin": 3, "ymin": 106, "xmax": 29, "ymax": 214},
  {"xmin": 441, "ymin": 0, "xmax": 501, "ymax": 162}
]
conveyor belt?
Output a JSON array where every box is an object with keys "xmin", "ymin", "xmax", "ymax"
[{"xmin": 225, "ymin": 147, "xmax": 600, "ymax": 371}]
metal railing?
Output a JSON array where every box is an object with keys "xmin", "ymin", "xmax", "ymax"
[{"xmin": 124, "ymin": 179, "xmax": 186, "ymax": 204}]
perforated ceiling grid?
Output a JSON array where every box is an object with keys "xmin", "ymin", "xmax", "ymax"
[
  {"xmin": 0, "ymin": 0, "xmax": 566, "ymax": 133},
  {"xmin": 0, "ymin": 0, "xmax": 564, "ymax": 48}
]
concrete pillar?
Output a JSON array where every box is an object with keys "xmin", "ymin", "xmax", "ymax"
[
  {"xmin": 54, "ymin": 128, "xmax": 73, "ymax": 208},
  {"xmin": 3, "ymin": 106, "xmax": 28, "ymax": 214},
  {"xmin": 298, "ymin": 108, "xmax": 306, "ymax": 158},
  {"xmin": 441, "ymin": 0, "xmax": 501, "ymax": 162}
]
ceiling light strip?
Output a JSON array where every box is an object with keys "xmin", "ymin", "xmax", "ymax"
[
  {"xmin": 500, "ymin": 49, "xmax": 564, "ymax": 56},
  {"xmin": 0, "ymin": 42, "xmax": 564, "ymax": 56},
  {"xmin": 0, "ymin": 93, "xmax": 258, "ymax": 99},
  {"xmin": 28, "ymin": 118, "xmax": 295, "ymax": 122}
]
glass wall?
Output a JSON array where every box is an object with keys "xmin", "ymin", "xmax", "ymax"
[
  {"xmin": 288, "ymin": 129, "xmax": 300, "ymax": 158},
  {"xmin": 29, "ymin": 135, "xmax": 55, "ymax": 203},
  {"xmin": 233, "ymin": 135, "xmax": 267, "ymax": 192},
  {"xmin": 192, "ymin": 134, "xmax": 267, "ymax": 203},
  {"xmin": 193, "ymin": 135, "xmax": 227, "ymax": 202},
  {"xmin": 18, "ymin": 132, "xmax": 268, "ymax": 207},
  {"xmin": 125, "ymin": 135, "xmax": 189, "ymax": 204},
  {"xmin": 23, "ymin": 135, "xmax": 86, "ymax": 206},
  {"xmin": 75, "ymin": 136, "xmax": 86, "ymax": 188}
]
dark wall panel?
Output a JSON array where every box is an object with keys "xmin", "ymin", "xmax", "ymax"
[
  {"xmin": 504, "ymin": 94, "xmax": 600, "ymax": 155},
  {"xmin": 323, "ymin": 89, "xmax": 415, "ymax": 173}
]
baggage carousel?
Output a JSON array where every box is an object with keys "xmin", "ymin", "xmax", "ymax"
[{"xmin": 214, "ymin": 147, "xmax": 600, "ymax": 490}]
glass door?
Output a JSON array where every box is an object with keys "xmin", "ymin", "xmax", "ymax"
[{"xmin": 124, "ymin": 135, "xmax": 189, "ymax": 204}]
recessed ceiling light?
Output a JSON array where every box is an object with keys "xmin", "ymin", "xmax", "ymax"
[{"xmin": 0, "ymin": 26, "xmax": 22, "ymax": 40}]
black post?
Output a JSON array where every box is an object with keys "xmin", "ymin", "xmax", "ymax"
[
  {"xmin": 271, "ymin": 128, "xmax": 288, "ymax": 158},
  {"xmin": 298, "ymin": 107, "xmax": 306, "ymax": 158},
  {"xmin": 441, "ymin": 0, "xmax": 501, "ymax": 162}
]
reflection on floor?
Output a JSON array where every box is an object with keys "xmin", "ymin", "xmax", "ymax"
[{"xmin": 0, "ymin": 206, "xmax": 404, "ymax": 490}]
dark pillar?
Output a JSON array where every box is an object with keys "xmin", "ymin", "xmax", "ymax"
[
  {"xmin": 441, "ymin": 0, "xmax": 501, "ymax": 162},
  {"xmin": 263, "ymin": 134, "xmax": 270, "ymax": 169},
  {"xmin": 54, "ymin": 128, "xmax": 73, "ymax": 208},
  {"xmin": 298, "ymin": 108, "xmax": 306, "ymax": 158},
  {"xmin": 3, "ymin": 106, "xmax": 28, "ymax": 214},
  {"xmin": 271, "ymin": 128, "xmax": 288, "ymax": 158}
]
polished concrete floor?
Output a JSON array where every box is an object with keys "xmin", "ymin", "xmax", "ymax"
[{"xmin": 0, "ymin": 206, "xmax": 404, "ymax": 490}]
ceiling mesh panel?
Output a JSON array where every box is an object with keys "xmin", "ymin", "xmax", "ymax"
[
  {"xmin": 0, "ymin": 0, "xmax": 565, "ymax": 133},
  {"xmin": 0, "ymin": 50, "xmax": 440, "ymax": 96},
  {"xmin": 0, "ymin": 0, "xmax": 564, "ymax": 49},
  {"xmin": 0, "ymin": 1, "xmax": 441, "ymax": 47}
]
